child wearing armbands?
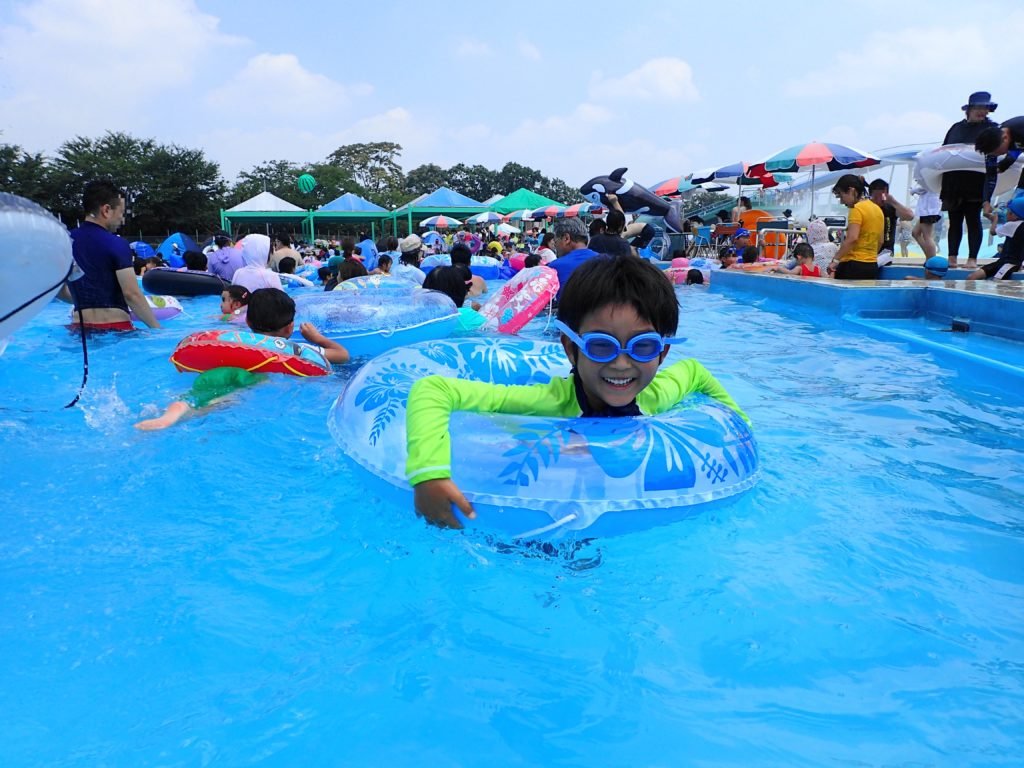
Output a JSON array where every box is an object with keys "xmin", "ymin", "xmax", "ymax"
[
  {"xmin": 405, "ymin": 254, "xmax": 750, "ymax": 528},
  {"xmin": 136, "ymin": 288, "xmax": 349, "ymax": 431}
]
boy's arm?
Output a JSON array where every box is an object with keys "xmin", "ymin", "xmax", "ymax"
[
  {"xmin": 299, "ymin": 322, "xmax": 349, "ymax": 364},
  {"xmin": 642, "ymin": 358, "xmax": 751, "ymax": 425},
  {"xmin": 406, "ymin": 375, "xmax": 570, "ymax": 486}
]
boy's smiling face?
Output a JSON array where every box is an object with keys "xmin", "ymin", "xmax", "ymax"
[{"xmin": 561, "ymin": 303, "xmax": 669, "ymax": 411}]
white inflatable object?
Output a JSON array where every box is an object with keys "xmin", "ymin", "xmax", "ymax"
[
  {"xmin": 0, "ymin": 192, "xmax": 73, "ymax": 342},
  {"xmin": 915, "ymin": 143, "xmax": 1024, "ymax": 196}
]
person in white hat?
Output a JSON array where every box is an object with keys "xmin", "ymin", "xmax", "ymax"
[{"xmin": 391, "ymin": 234, "xmax": 427, "ymax": 285}]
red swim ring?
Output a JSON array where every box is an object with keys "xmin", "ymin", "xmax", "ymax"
[{"xmin": 170, "ymin": 330, "xmax": 330, "ymax": 376}]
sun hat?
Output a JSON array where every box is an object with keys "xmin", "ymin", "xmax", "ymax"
[
  {"xmin": 924, "ymin": 256, "xmax": 949, "ymax": 276},
  {"xmin": 399, "ymin": 234, "xmax": 423, "ymax": 253},
  {"xmin": 962, "ymin": 91, "xmax": 997, "ymax": 112},
  {"xmin": 1007, "ymin": 196, "xmax": 1024, "ymax": 219},
  {"xmin": 732, "ymin": 228, "xmax": 750, "ymax": 241}
]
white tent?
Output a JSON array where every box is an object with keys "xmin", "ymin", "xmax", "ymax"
[{"xmin": 226, "ymin": 191, "xmax": 304, "ymax": 213}]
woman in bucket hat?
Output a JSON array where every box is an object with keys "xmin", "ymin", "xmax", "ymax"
[{"xmin": 940, "ymin": 91, "xmax": 999, "ymax": 268}]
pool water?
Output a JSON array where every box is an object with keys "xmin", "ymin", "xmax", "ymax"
[{"xmin": 1, "ymin": 288, "xmax": 1022, "ymax": 766}]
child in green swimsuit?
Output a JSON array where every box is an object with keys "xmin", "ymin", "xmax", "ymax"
[
  {"xmin": 135, "ymin": 288, "xmax": 349, "ymax": 430},
  {"xmin": 406, "ymin": 254, "xmax": 749, "ymax": 528}
]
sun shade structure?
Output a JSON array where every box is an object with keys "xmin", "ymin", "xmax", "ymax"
[
  {"xmin": 419, "ymin": 215, "xmax": 463, "ymax": 229},
  {"xmin": 311, "ymin": 192, "xmax": 391, "ymax": 239},
  {"xmin": 488, "ymin": 187, "xmax": 563, "ymax": 215},
  {"xmin": 748, "ymin": 142, "xmax": 881, "ymax": 216},
  {"xmin": 466, "ymin": 211, "xmax": 504, "ymax": 225},
  {"xmin": 221, "ymin": 191, "xmax": 313, "ymax": 240},
  {"xmin": 388, "ymin": 186, "xmax": 487, "ymax": 233}
]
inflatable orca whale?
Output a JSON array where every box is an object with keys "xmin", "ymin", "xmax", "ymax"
[
  {"xmin": 0, "ymin": 192, "xmax": 74, "ymax": 346},
  {"xmin": 580, "ymin": 167, "xmax": 683, "ymax": 233}
]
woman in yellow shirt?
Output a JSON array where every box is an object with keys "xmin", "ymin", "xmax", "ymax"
[{"xmin": 829, "ymin": 174, "xmax": 884, "ymax": 280}]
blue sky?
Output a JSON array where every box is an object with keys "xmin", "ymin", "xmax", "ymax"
[{"xmin": 0, "ymin": 0, "xmax": 1018, "ymax": 190}]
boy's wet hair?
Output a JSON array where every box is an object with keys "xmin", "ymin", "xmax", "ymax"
[
  {"xmin": 450, "ymin": 242, "xmax": 472, "ymax": 266},
  {"xmin": 524, "ymin": 253, "xmax": 541, "ymax": 268},
  {"xmin": 740, "ymin": 246, "xmax": 759, "ymax": 264},
  {"xmin": 278, "ymin": 256, "xmax": 296, "ymax": 274},
  {"xmin": 974, "ymin": 126, "xmax": 1003, "ymax": 154},
  {"xmin": 423, "ymin": 265, "xmax": 469, "ymax": 308},
  {"xmin": 246, "ymin": 288, "xmax": 296, "ymax": 333},
  {"xmin": 376, "ymin": 254, "xmax": 392, "ymax": 269},
  {"xmin": 557, "ymin": 254, "xmax": 679, "ymax": 336},
  {"xmin": 183, "ymin": 250, "xmax": 207, "ymax": 271}
]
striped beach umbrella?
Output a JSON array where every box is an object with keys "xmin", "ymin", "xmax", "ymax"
[
  {"xmin": 504, "ymin": 209, "xmax": 539, "ymax": 222},
  {"xmin": 466, "ymin": 211, "xmax": 503, "ymax": 225},
  {"xmin": 651, "ymin": 177, "xmax": 729, "ymax": 197},
  {"xmin": 562, "ymin": 202, "xmax": 605, "ymax": 217},
  {"xmin": 529, "ymin": 205, "xmax": 566, "ymax": 219},
  {"xmin": 420, "ymin": 214, "xmax": 462, "ymax": 229},
  {"xmin": 687, "ymin": 161, "xmax": 775, "ymax": 187},
  {"xmin": 748, "ymin": 142, "xmax": 880, "ymax": 215}
]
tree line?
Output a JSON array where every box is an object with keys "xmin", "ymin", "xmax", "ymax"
[{"xmin": 0, "ymin": 133, "xmax": 582, "ymax": 236}]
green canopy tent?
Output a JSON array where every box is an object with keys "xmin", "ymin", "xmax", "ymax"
[
  {"xmin": 220, "ymin": 191, "xmax": 312, "ymax": 241},
  {"xmin": 488, "ymin": 188, "xmax": 563, "ymax": 215},
  {"xmin": 310, "ymin": 192, "xmax": 391, "ymax": 240}
]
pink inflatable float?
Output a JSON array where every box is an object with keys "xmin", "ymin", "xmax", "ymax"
[{"xmin": 478, "ymin": 265, "xmax": 559, "ymax": 334}]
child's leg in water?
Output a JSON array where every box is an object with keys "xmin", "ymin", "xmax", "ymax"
[{"xmin": 134, "ymin": 367, "xmax": 266, "ymax": 431}]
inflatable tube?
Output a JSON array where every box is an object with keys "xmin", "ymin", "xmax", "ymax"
[
  {"xmin": 328, "ymin": 338, "xmax": 759, "ymax": 540},
  {"xmin": 915, "ymin": 143, "xmax": 1024, "ymax": 196},
  {"xmin": 170, "ymin": 329, "xmax": 330, "ymax": 376},
  {"xmin": 279, "ymin": 272, "xmax": 315, "ymax": 289},
  {"xmin": 292, "ymin": 288, "xmax": 459, "ymax": 358},
  {"xmin": 334, "ymin": 274, "xmax": 419, "ymax": 294},
  {"xmin": 0, "ymin": 193, "xmax": 74, "ymax": 342},
  {"xmin": 77, "ymin": 294, "xmax": 182, "ymax": 323},
  {"xmin": 142, "ymin": 268, "xmax": 227, "ymax": 297},
  {"xmin": 478, "ymin": 266, "xmax": 559, "ymax": 334},
  {"xmin": 421, "ymin": 254, "xmax": 501, "ymax": 280}
]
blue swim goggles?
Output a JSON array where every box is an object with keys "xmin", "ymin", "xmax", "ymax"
[{"xmin": 554, "ymin": 320, "xmax": 686, "ymax": 363}]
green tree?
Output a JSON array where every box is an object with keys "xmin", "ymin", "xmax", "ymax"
[
  {"xmin": 45, "ymin": 131, "xmax": 225, "ymax": 235},
  {"xmin": 228, "ymin": 159, "xmax": 303, "ymax": 208},
  {"xmin": 326, "ymin": 141, "xmax": 405, "ymax": 204},
  {"xmin": 0, "ymin": 144, "xmax": 55, "ymax": 204},
  {"xmin": 539, "ymin": 176, "xmax": 583, "ymax": 205},
  {"xmin": 446, "ymin": 163, "xmax": 497, "ymax": 202},
  {"xmin": 496, "ymin": 162, "xmax": 545, "ymax": 196},
  {"xmin": 404, "ymin": 163, "xmax": 449, "ymax": 197}
]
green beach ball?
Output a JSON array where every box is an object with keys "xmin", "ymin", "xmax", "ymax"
[{"xmin": 297, "ymin": 174, "xmax": 317, "ymax": 194}]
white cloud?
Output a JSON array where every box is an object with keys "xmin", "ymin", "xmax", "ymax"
[
  {"xmin": 784, "ymin": 23, "xmax": 1002, "ymax": 96},
  {"xmin": 589, "ymin": 57, "xmax": 699, "ymax": 103},
  {"xmin": 0, "ymin": 0, "xmax": 240, "ymax": 148},
  {"xmin": 518, "ymin": 40, "xmax": 541, "ymax": 61},
  {"xmin": 205, "ymin": 53, "xmax": 372, "ymax": 118},
  {"xmin": 456, "ymin": 40, "xmax": 492, "ymax": 58}
]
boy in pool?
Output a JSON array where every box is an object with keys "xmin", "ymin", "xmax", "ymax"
[
  {"xmin": 406, "ymin": 254, "xmax": 750, "ymax": 528},
  {"xmin": 135, "ymin": 288, "xmax": 349, "ymax": 430}
]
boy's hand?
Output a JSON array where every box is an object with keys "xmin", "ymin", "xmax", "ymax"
[
  {"xmin": 299, "ymin": 322, "xmax": 328, "ymax": 345},
  {"xmin": 414, "ymin": 479, "xmax": 476, "ymax": 529}
]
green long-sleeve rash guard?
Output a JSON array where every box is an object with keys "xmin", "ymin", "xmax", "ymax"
[{"xmin": 405, "ymin": 358, "xmax": 750, "ymax": 486}]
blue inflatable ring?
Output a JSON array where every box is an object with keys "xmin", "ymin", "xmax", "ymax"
[{"xmin": 328, "ymin": 338, "xmax": 759, "ymax": 540}]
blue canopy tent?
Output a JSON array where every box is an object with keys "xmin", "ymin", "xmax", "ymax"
[
  {"xmin": 389, "ymin": 186, "xmax": 487, "ymax": 234},
  {"xmin": 311, "ymin": 192, "xmax": 390, "ymax": 243},
  {"xmin": 156, "ymin": 232, "xmax": 199, "ymax": 268}
]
